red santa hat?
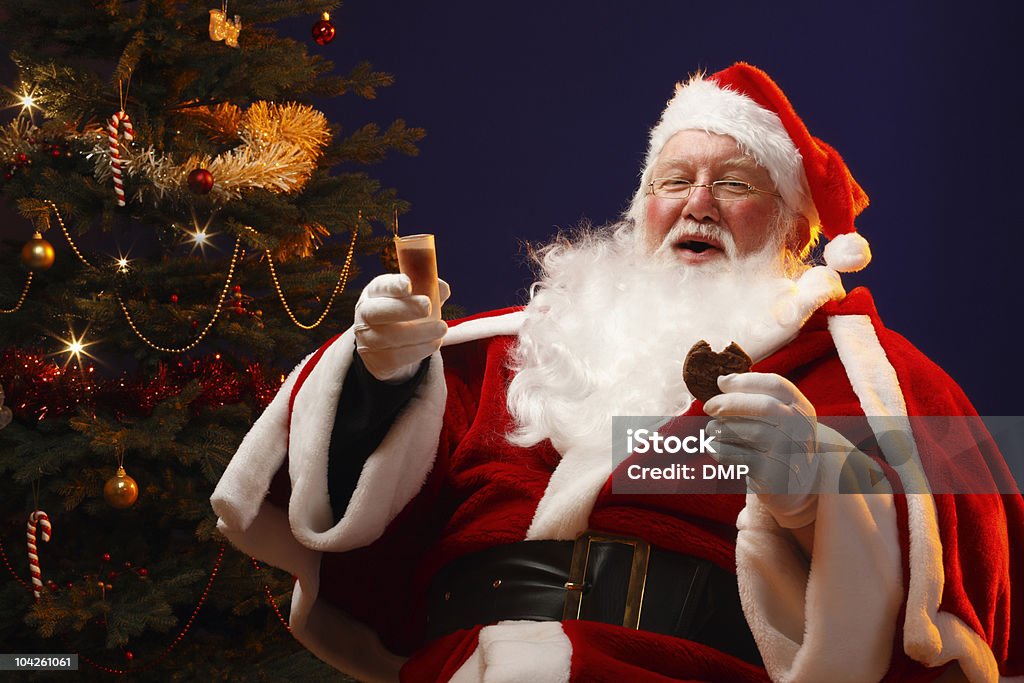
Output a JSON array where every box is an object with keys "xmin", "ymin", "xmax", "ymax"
[{"xmin": 632, "ymin": 63, "xmax": 872, "ymax": 272}]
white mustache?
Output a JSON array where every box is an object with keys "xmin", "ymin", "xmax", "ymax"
[{"xmin": 655, "ymin": 220, "xmax": 737, "ymax": 258}]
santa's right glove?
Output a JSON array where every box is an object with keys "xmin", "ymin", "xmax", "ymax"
[{"xmin": 354, "ymin": 274, "xmax": 450, "ymax": 383}]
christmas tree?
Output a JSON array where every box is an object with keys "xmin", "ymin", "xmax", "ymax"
[{"xmin": 0, "ymin": 1, "xmax": 423, "ymax": 679}]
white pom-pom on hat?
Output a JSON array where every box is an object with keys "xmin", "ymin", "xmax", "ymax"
[{"xmin": 823, "ymin": 232, "xmax": 872, "ymax": 273}]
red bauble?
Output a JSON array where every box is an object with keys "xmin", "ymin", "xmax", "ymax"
[
  {"xmin": 187, "ymin": 167, "xmax": 214, "ymax": 194},
  {"xmin": 170, "ymin": 294, "xmax": 179, "ymax": 304},
  {"xmin": 311, "ymin": 12, "xmax": 336, "ymax": 45}
]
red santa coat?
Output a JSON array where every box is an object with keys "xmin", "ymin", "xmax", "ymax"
[{"xmin": 211, "ymin": 265, "xmax": 1023, "ymax": 683}]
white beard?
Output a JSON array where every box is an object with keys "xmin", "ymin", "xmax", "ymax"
[{"xmin": 506, "ymin": 221, "xmax": 808, "ymax": 456}]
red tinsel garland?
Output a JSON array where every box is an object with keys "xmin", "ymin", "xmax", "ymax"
[{"xmin": 0, "ymin": 348, "xmax": 283, "ymax": 423}]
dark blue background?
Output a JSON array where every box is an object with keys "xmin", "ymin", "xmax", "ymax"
[
  {"xmin": 286, "ymin": 0, "xmax": 1024, "ymax": 415},
  {"xmin": 2, "ymin": 2, "xmax": 1021, "ymax": 415}
]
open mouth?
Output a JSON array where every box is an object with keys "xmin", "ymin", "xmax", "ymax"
[{"xmin": 675, "ymin": 240, "xmax": 720, "ymax": 254}]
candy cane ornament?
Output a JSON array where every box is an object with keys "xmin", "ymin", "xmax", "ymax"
[
  {"xmin": 26, "ymin": 510, "xmax": 51, "ymax": 599},
  {"xmin": 108, "ymin": 110, "xmax": 134, "ymax": 207}
]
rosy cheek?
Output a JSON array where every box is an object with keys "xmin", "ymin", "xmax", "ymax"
[
  {"xmin": 643, "ymin": 199, "xmax": 678, "ymax": 250},
  {"xmin": 728, "ymin": 204, "xmax": 775, "ymax": 255}
]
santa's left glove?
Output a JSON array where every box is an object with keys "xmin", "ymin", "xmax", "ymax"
[
  {"xmin": 703, "ymin": 372, "xmax": 820, "ymax": 528},
  {"xmin": 354, "ymin": 274, "xmax": 451, "ymax": 383}
]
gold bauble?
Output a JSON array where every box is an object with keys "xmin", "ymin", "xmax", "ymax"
[
  {"xmin": 21, "ymin": 232, "xmax": 55, "ymax": 270},
  {"xmin": 103, "ymin": 467, "xmax": 139, "ymax": 509}
]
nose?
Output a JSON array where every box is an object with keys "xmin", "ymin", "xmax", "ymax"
[{"xmin": 682, "ymin": 184, "xmax": 720, "ymax": 224}]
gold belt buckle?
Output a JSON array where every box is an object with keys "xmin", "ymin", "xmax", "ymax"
[{"xmin": 562, "ymin": 529, "xmax": 651, "ymax": 629}]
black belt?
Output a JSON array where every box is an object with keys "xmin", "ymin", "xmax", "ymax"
[{"xmin": 426, "ymin": 530, "xmax": 763, "ymax": 667}]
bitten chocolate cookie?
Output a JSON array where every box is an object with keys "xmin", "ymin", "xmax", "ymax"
[{"xmin": 683, "ymin": 340, "xmax": 753, "ymax": 402}]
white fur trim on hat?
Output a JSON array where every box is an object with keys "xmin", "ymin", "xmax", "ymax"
[
  {"xmin": 823, "ymin": 232, "xmax": 872, "ymax": 272},
  {"xmin": 633, "ymin": 74, "xmax": 818, "ymax": 228}
]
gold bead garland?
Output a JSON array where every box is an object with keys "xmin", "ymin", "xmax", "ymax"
[
  {"xmin": 116, "ymin": 240, "xmax": 243, "ymax": 353},
  {"xmin": 12, "ymin": 200, "xmax": 365, "ymax": 346},
  {"xmin": 27, "ymin": 200, "xmax": 248, "ymax": 353},
  {"xmin": 0, "ymin": 272, "xmax": 33, "ymax": 314},
  {"xmin": 43, "ymin": 199, "xmax": 94, "ymax": 269},
  {"xmin": 263, "ymin": 227, "xmax": 358, "ymax": 330}
]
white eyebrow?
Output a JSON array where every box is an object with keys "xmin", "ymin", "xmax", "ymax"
[
  {"xmin": 718, "ymin": 157, "xmax": 762, "ymax": 172},
  {"xmin": 655, "ymin": 156, "xmax": 759, "ymax": 172}
]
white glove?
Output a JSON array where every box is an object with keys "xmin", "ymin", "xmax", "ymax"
[
  {"xmin": 354, "ymin": 274, "xmax": 450, "ymax": 383},
  {"xmin": 703, "ymin": 372, "xmax": 820, "ymax": 528}
]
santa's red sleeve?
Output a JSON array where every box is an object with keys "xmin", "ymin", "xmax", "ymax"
[{"xmin": 210, "ymin": 309, "xmax": 525, "ymax": 681}]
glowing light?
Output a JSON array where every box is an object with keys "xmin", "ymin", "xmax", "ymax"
[
  {"xmin": 111, "ymin": 248, "xmax": 136, "ymax": 273},
  {"xmin": 4, "ymin": 83, "xmax": 42, "ymax": 117},
  {"xmin": 180, "ymin": 208, "xmax": 219, "ymax": 256},
  {"xmin": 49, "ymin": 325, "xmax": 100, "ymax": 373}
]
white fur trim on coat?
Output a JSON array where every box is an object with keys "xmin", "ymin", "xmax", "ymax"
[
  {"xmin": 286, "ymin": 326, "xmax": 448, "ymax": 552},
  {"xmin": 444, "ymin": 310, "xmax": 526, "ymax": 347},
  {"xmin": 448, "ymin": 621, "xmax": 572, "ymax": 683},
  {"xmin": 736, "ymin": 426, "xmax": 902, "ymax": 683},
  {"xmin": 212, "ymin": 349, "xmax": 312, "ymax": 533},
  {"xmin": 828, "ymin": 314, "xmax": 1001, "ymax": 683},
  {"xmin": 213, "ymin": 311, "xmax": 528, "ymax": 555}
]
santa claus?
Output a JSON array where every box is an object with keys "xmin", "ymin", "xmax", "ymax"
[{"xmin": 211, "ymin": 63, "xmax": 1023, "ymax": 682}]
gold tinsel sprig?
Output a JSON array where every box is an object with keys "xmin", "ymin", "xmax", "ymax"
[
  {"xmin": 174, "ymin": 102, "xmax": 243, "ymax": 145},
  {"xmin": 179, "ymin": 101, "xmax": 331, "ymax": 160},
  {"xmin": 85, "ymin": 101, "xmax": 331, "ymax": 204},
  {"xmin": 240, "ymin": 102, "xmax": 330, "ymax": 160}
]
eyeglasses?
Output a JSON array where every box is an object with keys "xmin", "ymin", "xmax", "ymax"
[{"xmin": 648, "ymin": 178, "xmax": 782, "ymax": 201}]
